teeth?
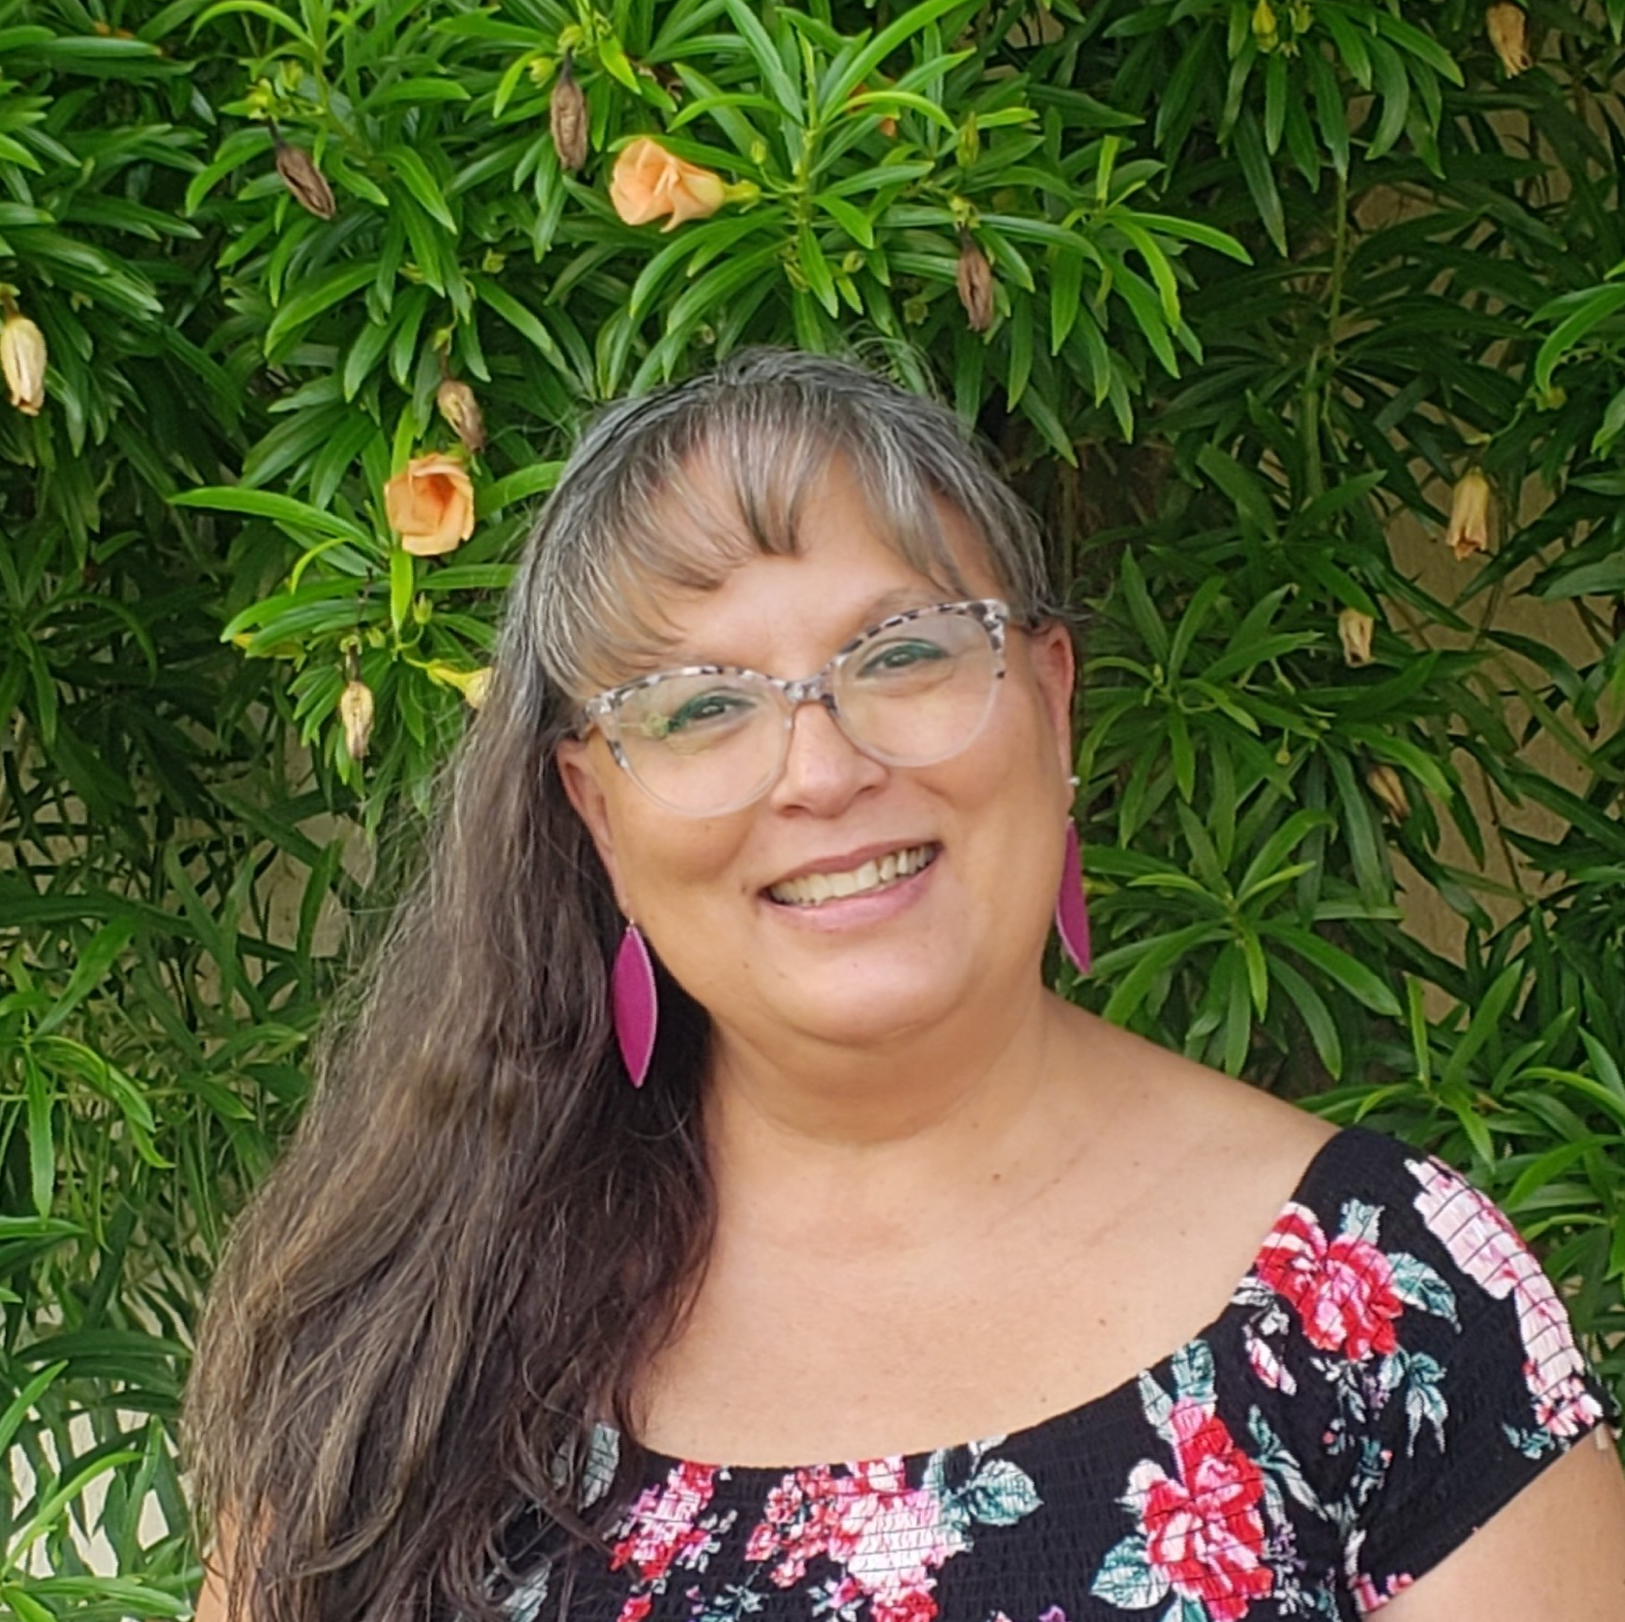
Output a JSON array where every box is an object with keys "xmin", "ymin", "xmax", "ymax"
[{"xmin": 768, "ymin": 845, "xmax": 937, "ymax": 907}]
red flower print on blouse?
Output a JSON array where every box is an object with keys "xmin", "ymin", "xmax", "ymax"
[
  {"xmin": 1125, "ymin": 1400, "xmax": 1273, "ymax": 1622},
  {"xmin": 1254, "ymin": 1203, "xmax": 1404, "ymax": 1361},
  {"xmin": 745, "ymin": 1456, "xmax": 965, "ymax": 1622},
  {"xmin": 610, "ymin": 1460, "xmax": 720, "ymax": 1584}
]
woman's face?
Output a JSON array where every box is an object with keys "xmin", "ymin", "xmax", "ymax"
[{"xmin": 555, "ymin": 455, "xmax": 1076, "ymax": 1060}]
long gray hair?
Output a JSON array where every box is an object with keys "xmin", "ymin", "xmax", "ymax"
[{"xmin": 184, "ymin": 347, "xmax": 1058, "ymax": 1622}]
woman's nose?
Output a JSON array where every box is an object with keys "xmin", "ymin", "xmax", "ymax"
[{"xmin": 767, "ymin": 697, "xmax": 888, "ymax": 814}]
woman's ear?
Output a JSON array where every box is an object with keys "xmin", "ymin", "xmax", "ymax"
[
  {"xmin": 555, "ymin": 738, "xmax": 622, "ymax": 902},
  {"xmin": 1028, "ymin": 620, "xmax": 1078, "ymax": 780}
]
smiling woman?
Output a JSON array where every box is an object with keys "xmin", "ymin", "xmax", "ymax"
[{"xmin": 184, "ymin": 350, "xmax": 1625, "ymax": 1622}]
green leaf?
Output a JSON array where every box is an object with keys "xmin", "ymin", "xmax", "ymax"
[
  {"xmin": 1534, "ymin": 282, "xmax": 1625, "ymax": 392},
  {"xmin": 263, "ymin": 261, "xmax": 378, "ymax": 360},
  {"xmin": 34, "ymin": 917, "xmax": 137, "ymax": 1037},
  {"xmin": 1232, "ymin": 112, "xmax": 1286, "ymax": 256},
  {"xmin": 473, "ymin": 277, "xmax": 565, "ymax": 368},
  {"xmin": 1269, "ymin": 926, "xmax": 1401, "ymax": 1017},
  {"xmin": 387, "ymin": 146, "xmax": 457, "ymax": 232},
  {"xmin": 390, "ymin": 547, "xmax": 415, "ymax": 636},
  {"xmin": 24, "ymin": 1057, "xmax": 54, "ymax": 1219},
  {"xmin": 174, "ymin": 487, "xmax": 371, "ymax": 544},
  {"xmin": 721, "ymin": 0, "xmax": 804, "ymax": 122},
  {"xmin": 820, "ymin": 0, "xmax": 967, "ymax": 115}
]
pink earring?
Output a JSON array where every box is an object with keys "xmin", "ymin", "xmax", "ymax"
[
  {"xmin": 612, "ymin": 921, "xmax": 658, "ymax": 1087},
  {"xmin": 1055, "ymin": 803, "xmax": 1091, "ymax": 978}
]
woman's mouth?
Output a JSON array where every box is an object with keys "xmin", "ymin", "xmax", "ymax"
[{"xmin": 765, "ymin": 844, "xmax": 940, "ymax": 908}]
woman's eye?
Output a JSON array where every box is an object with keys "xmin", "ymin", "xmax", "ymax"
[
  {"xmin": 858, "ymin": 639, "xmax": 948, "ymax": 677},
  {"xmin": 661, "ymin": 690, "xmax": 753, "ymax": 734}
]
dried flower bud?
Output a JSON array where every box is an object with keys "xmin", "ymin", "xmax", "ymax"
[
  {"xmin": 339, "ymin": 679, "xmax": 375, "ymax": 761},
  {"xmin": 1366, "ymin": 764, "xmax": 1410, "ymax": 821},
  {"xmin": 1337, "ymin": 608, "xmax": 1375, "ymax": 668},
  {"xmin": 275, "ymin": 142, "xmax": 337, "ymax": 219},
  {"xmin": 436, "ymin": 377, "xmax": 487, "ymax": 455},
  {"xmin": 1, "ymin": 311, "xmax": 47, "ymax": 415},
  {"xmin": 1486, "ymin": 4, "xmax": 1532, "ymax": 75},
  {"xmin": 956, "ymin": 230, "xmax": 995, "ymax": 333},
  {"xmin": 550, "ymin": 54, "xmax": 589, "ymax": 172},
  {"xmin": 1444, "ymin": 469, "xmax": 1493, "ymax": 562}
]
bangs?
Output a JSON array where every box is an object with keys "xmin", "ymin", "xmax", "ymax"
[
  {"xmin": 525, "ymin": 349, "xmax": 1054, "ymax": 701},
  {"xmin": 538, "ymin": 413, "xmax": 972, "ymax": 692}
]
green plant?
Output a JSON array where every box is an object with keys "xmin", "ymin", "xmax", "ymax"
[{"xmin": 1, "ymin": 0, "xmax": 1622, "ymax": 1608}]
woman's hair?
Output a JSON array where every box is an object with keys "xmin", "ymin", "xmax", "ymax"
[{"xmin": 183, "ymin": 346, "xmax": 1058, "ymax": 1622}]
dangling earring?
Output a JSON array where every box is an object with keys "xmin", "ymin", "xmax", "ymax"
[
  {"xmin": 1055, "ymin": 779, "xmax": 1091, "ymax": 977},
  {"xmin": 612, "ymin": 921, "xmax": 658, "ymax": 1088}
]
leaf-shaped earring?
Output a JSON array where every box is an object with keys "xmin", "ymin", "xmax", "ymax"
[
  {"xmin": 1055, "ymin": 819, "xmax": 1091, "ymax": 977},
  {"xmin": 611, "ymin": 922, "xmax": 658, "ymax": 1087}
]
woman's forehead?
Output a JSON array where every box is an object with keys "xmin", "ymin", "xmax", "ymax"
[{"xmin": 566, "ymin": 445, "xmax": 991, "ymax": 688}]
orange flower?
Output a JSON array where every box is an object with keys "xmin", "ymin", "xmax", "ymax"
[
  {"xmin": 610, "ymin": 137, "xmax": 726, "ymax": 231},
  {"xmin": 384, "ymin": 452, "xmax": 475, "ymax": 557},
  {"xmin": 1443, "ymin": 469, "xmax": 1492, "ymax": 562}
]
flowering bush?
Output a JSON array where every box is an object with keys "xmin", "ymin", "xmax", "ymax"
[{"xmin": 0, "ymin": 0, "xmax": 1623, "ymax": 1607}]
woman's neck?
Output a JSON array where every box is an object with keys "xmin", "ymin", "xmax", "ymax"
[{"xmin": 700, "ymin": 986, "xmax": 1100, "ymax": 1255}]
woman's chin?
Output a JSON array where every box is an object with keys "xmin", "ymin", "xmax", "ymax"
[{"xmin": 765, "ymin": 967, "xmax": 976, "ymax": 1052}]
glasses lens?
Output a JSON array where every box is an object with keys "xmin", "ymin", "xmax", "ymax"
[
  {"xmin": 834, "ymin": 606, "xmax": 999, "ymax": 765},
  {"xmin": 611, "ymin": 672, "xmax": 784, "ymax": 814}
]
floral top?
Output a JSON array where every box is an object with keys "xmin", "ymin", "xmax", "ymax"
[{"xmin": 487, "ymin": 1127, "xmax": 1619, "ymax": 1622}]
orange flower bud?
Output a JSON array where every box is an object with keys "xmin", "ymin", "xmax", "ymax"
[
  {"xmin": 462, "ymin": 666, "xmax": 492, "ymax": 709},
  {"xmin": 384, "ymin": 452, "xmax": 475, "ymax": 557},
  {"xmin": 1, "ymin": 311, "xmax": 47, "ymax": 415},
  {"xmin": 1444, "ymin": 469, "xmax": 1493, "ymax": 562},
  {"xmin": 610, "ymin": 137, "xmax": 726, "ymax": 231},
  {"xmin": 847, "ymin": 81, "xmax": 897, "ymax": 139},
  {"xmin": 339, "ymin": 679, "xmax": 375, "ymax": 761},
  {"xmin": 550, "ymin": 54, "xmax": 589, "ymax": 172},
  {"xmin": 1486, "ymin": 4, "xmax": 1532, "ymax": 75},
  {"xmin": 425, "ymin": 660, "xmax": 493, "ymax": 708},
  {"xmin": 956, "ymin": 230, "xmax": 995, "ymax": 333},
  {"xmin": 274, "ymin": 142, "xmax": 337, "ymax": 220},
  {"xmin": 1366, "ymin": 764, "xmax": 1411, "ymax": 821},
  {"xmin": 436, "ymin": 377, "xmax": 487, "ymax": 455},
  {"xmin": 1337, "ymin": 608, "xmax": 1375, "ymax": 668}
]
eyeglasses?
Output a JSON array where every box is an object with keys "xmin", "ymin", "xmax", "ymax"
[{"xmin": 576, "ymin": 599, "xmax": 1015, "ymax": 816}]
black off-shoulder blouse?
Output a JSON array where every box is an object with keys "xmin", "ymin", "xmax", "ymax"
[{"xmin": 487, "ymin": 1126, "xmax": 1619, "ymax": 1622}]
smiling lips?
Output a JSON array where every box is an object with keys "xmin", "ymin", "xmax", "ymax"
[{"xmin": 766, "ymin": 843, "xmax": 940, "ymax": 907}]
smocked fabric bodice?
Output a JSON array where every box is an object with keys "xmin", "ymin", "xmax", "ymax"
[{"xmin": 486, "ymin": 1126, "xmax": 1618, "ymax": 1622}]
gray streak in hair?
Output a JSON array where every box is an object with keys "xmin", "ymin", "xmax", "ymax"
[{"xmin": 522, "ymin": 347, "xmax": 1058, "ymax": 694}]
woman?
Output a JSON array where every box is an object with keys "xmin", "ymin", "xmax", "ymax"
[{"xmin": 189, "ymin": 348, "xmax": 1624, "ymax": 1622}]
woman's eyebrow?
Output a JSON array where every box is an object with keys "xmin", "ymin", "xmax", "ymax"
[
  {"xmin": 617, "ymin": 586, "xmax": 954, "ymax": 681},
  {"xmin": 857, "ymin": 586, "xmax": 947, "ymax": 621}
]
